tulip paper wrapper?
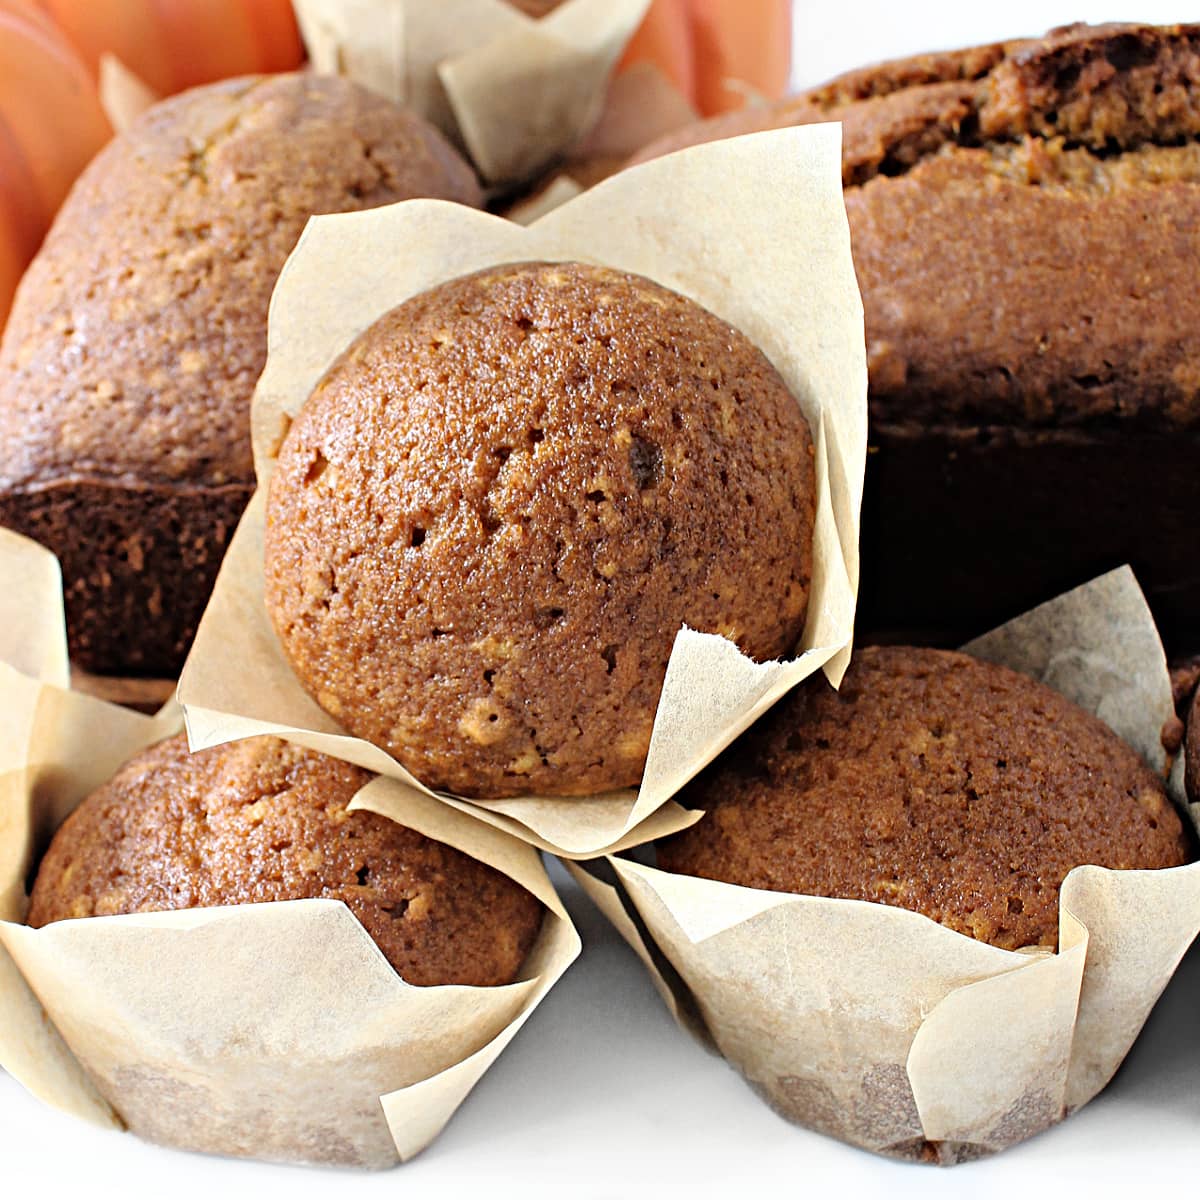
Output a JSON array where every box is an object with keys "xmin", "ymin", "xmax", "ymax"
[
  {"xmin": 504, "ymin": 62, "xmax": 701, "ymax": 225},
  {"xmin": 176, "ymin": 124, "xmax": 866, "ymax": 860},
  {"xmin": 0, "ymin": 532, "xmax": 579, "ymax": 1168},
  {"xmin": 98, "ymin": 55, "xmax": 161, "ymax": 134},
  {"xmin": 568, "ymin": 567, "xmax": 1200, "ymax": 1163},
  {"xmin": 294, "ymin": 0, "xmax": 649, "ymax": 186}
]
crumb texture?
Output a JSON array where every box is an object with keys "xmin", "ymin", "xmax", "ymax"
[
  {"xmin": 660, "ymin": 645, "xmax": 1192, "ymax": 950},
  {"xmin": 265, "ymin": 261, "xmax": 815, "ymax": 799},
  {"xmin": 0, "ymin": 73, "xmax": 481, "ymax": 675},
  {"xmin": 28, "ymin": 735, "xmax": 542, "ymax": 987}
]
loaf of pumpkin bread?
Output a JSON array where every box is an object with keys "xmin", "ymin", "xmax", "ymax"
[
  {"xmin": 635, "ymin": 22, "xmax": 1200, "ymax": 646},
  {"xmin": 0, "ymin": 73, "xmax": 481, "ymax": 676}
]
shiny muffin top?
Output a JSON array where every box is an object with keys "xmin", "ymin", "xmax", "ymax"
[
  {"xmin": 660, "ymin": 645, "xmax": 1192, "ymax": 950},
  {"xmin": 28, "ymin": 735, "xmax": 543, "ymax": 987},
  {"xmin": 0, "ymin": 73, "xmax": 481, "ymax": 492},
  {"xmin": 265, "ymin": 261, "xmax": 815, "ymax": 799}
]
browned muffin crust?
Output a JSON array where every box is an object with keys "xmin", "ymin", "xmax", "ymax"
[
  {"xmin": 265, "ymin": 261, "xmax": 815, "ymax": 799},
  {"xmin": 660, "ymin": 646, "xmax": 1191, "ymax": 950},
  {"xmin": 28, "ymin": 735, "xmax": 542, "ymax": 987},
  {"xmin": 0, "ymin": 73, "xmax": 482, "ymax": 676}
]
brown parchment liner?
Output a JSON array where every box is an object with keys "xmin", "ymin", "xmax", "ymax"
[
  {"xmin": 176, "ymin": 123, "xmax": 867, "ymax": 859},
  {"xmin": 0, "ymin": 531, "xmax": 580, "ymax": 1168},
  {"xmin": 567, "ymin": 567, "xmax": 1200, "ymax": 1163},
  {"xmin": 293, "ymin": 0, "xmax": 650, "ymax": 186}
]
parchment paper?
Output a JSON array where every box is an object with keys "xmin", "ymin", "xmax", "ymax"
[
  {"xmin": 572, "ymin": 62, "xmax": 698, "ymax": 162},
  {"xmin": 177, "ymin": 123, "xmax": 867, "ymax": 859},
  {"xmin": 293, "ymin": 0, "xmax": 649, "ymax": 185},
  {"xmin": 568, "ymin": 567, "xmax": 1200, "ymax": 1162},
  {"xmin": 97, "ymin": 55, "xmax": 159, "ymax": 133},
  {"xmin": 505, "ymin": 62, "xmax": 699, "ymax": 225},
  {"xmin": 504, "ymin": 173, "xmax": 585, "ymax": 225},
  {"xmin": 0, "ymin": 531, "xmax": 580, "ymax": 1168}
]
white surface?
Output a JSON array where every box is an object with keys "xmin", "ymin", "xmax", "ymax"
[
  {"xmin": 4, "ymin": 864, "xmax": 1200, "ymax": 1198},
  {"xmin": 5, "ymin": 3, "xmax": 1199, "ymax": 1194},
  {"xmin": 792, "ymin": 1, "xmax": 1198, "ymax": 88}
]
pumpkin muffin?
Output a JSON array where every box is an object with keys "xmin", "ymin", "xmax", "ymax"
[
  {"xmin": 264, "ymin": 260, "xmax": 815, "ymax": 799},
  {"xmin": 0, "ymin": 73, "xmax": 482, "ymax": 678},
  {"xmin": 28, "ymin": 734, "xmax": 542, "ymax": 987},
  {"xmin": 659, "ymin": 645, "xmax": 1191, "ymax": 950}
]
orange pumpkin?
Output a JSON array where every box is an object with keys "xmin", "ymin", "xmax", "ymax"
[
  {"xmin": 37, "ymin": 0, "xmax": 304, "ymax": 97},
  {"xmin": 620, "ymin": 0, "xmax": 792, "ymax": 116},
  {"xmin": 0, "ymin": 0, "xmax": 111, "ymax": 329}
]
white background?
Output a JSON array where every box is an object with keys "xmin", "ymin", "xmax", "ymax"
[
  {"xmin": 5, "ymin": 859, "xmax": 1200, "ymax": 1198},
  {"xmin": 5, "ymin": 3, "xmax": 1200, "ymax": 1196},
  {"xmin": 791, "ymin": 1, "xmax": 1198, "ymax": 88}
]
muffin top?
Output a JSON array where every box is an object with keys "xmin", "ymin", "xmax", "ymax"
[
  {"xmin": 659, "ymin": 645, "xmax": 1191, "ymax": 950},
  {"xmin": 28, "ymin": 735, "xmax": 542, "ymax": 987},
  {"xmin": 265, "ymin": 261, "xmax": 815, "ymax": 799},
  {"xmin": 0, "ymin": 73, "xmax": 481, "ymax": 492}
]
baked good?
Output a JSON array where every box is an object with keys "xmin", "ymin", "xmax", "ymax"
[
  {"xmin": 659, "ymin": 645, "xmax": 1191, "ymax": 950},
  {"xmin": 264, "ymin": 261, "xmax": 815, "ymax": 799},
  {"xmin": 506, "ymin": 0, "xmax": 566, "ymax": 16},
  {"xmin": 27, "ymin": 734, "xmax": 542, "ymax": 987},
  {"xmin": 1187, "ymin": 689, "xmax": 1200, "ymax": 807},
  {"xmin": 1171, "ymin": 656, "xmax": 1200, "ymax": 713},
  {"xmin": 633, "ymin": 23, "xmax": 1200, "ymax": 647},
  {"xmin": 0, "ymin": 73, "xmax": 482, "ymax": 678}
]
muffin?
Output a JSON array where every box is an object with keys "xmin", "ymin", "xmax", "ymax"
[
  {"xmin": 0, "ymin": 73, "xmax": 482, "ymax": 678},
  {"xmin": 633, "ymin": 22, "xmax": 1200, "ymax": 647},
  {"xmin": 264, "ymin": 260, "xmax": 816, "ymax": 800},
  {"xmin": 659, "ymin": 645, "xmax": 1191, "ymax": 949},
  {"xmin": 28, "ymin": 734, "xmax": 542, "ymax": 987}
]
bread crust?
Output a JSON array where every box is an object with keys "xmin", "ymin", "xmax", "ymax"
[{"xmin": 631, "ymin": 23, "xmax": 1200, "ymax": 642}]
